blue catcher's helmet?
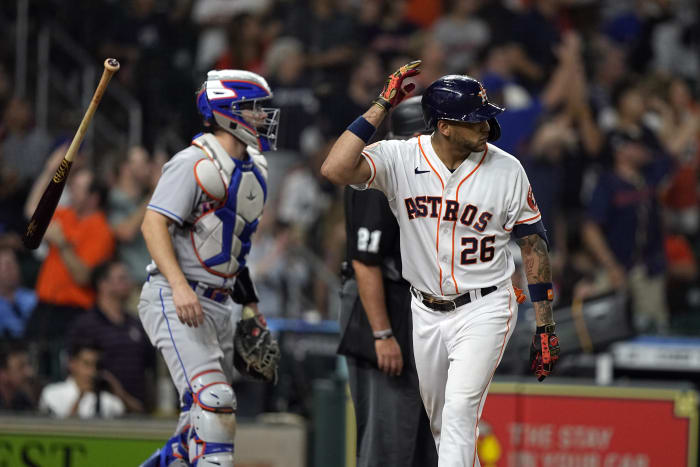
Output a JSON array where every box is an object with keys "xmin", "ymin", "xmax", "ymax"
[
  {"xmin": 421, "ymin": 75, "xmax": 504, "ymax": 142},
  {"xmin": 196, "ymin": 69, "xmax": 280, "ymax": 151}
]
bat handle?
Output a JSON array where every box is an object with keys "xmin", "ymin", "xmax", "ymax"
[{"xmin": 63, "ymin": 58, "xmax": 120, "ymax": 163}]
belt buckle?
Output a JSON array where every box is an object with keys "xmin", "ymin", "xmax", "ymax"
[
  {"xmin": 211, "ymin": 287, "xmax": 230, "ymax": 302},
  {"xmin": 425, "ymin": 293, "xmax": 456, "ymax": 312},
  {"xmin": 439, "ymin": 297, "xmax": 457, "ymax": 312}
]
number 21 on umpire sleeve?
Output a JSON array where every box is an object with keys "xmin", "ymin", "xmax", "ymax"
[
  {"xmin": 358, "ymin": 227, "xmax": 381, "ymax": 253},
  {"xmin": 460, "ymin": 235, "xmax": 495, "ymax": 265}
]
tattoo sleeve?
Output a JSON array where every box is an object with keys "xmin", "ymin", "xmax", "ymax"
[{"xmin": 515, "ymin": 233, "xmax": 554, "ymax": 326}]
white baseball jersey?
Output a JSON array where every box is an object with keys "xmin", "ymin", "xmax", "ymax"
[{"xmin": 353, "ymin": 134, "xmax": 541, "ymax": 297}]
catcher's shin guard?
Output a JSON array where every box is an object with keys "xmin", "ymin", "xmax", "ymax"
[
  {"xmin": 139, "ymin": 425, "xmax": 190, "ymax": 467},
  {"xmin": 187, "ymin": 370, "xmax": 237, "ymax": 466}
]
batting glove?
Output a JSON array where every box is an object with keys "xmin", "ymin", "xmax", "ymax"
[
  {"xmin": 373, "ymin": 60, "xmax": 422, "ymax": 111},
  {"xmin": 529, "ymin": 324, "xmax": 559, "ymax": 382}
]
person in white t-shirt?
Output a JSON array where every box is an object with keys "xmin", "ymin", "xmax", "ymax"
[{"xmin": 39, "ymin": 343, "xmax": 124, "ymax": 418}]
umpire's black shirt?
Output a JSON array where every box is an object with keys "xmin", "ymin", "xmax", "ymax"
[
  {"xmin": 341, "ymin": 186, "xmax": 413, "ymax": 366},
  {"xmin": 344, "ymin": 187, "xmax": 404, "ymax": 283}
]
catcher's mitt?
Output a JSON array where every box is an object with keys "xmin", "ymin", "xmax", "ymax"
[
  {"xmin": 529, "ymin": 324, "xmax": 560, "ymax": 382},
  {"xmin": 234, "ymin": 307, "xmax": 280, "ymax": 383}
]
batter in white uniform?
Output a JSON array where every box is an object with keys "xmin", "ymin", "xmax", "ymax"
[
  {"xmin": 322, "ymin": 61, "xmax": 561, "ymax": 466},
  {"xmin": 139, "ymin": 70, "xmax": 279, "ymax": 467}
]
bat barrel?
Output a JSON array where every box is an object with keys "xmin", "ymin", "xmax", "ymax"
[{"xmin": 22, "ymin": 159, "xmax": 73, "ymax": 249}]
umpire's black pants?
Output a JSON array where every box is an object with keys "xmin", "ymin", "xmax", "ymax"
[
  {"xmin": 341, "ymin": 279, "xmax": 437, "ymax": 467},
  {"xmin": 347, "ymin": 355, "xmax": 437, "ymax": 467}
]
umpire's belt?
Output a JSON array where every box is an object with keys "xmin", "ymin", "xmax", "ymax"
[
  {"xmin": 411, "ymin": 286, "xmax": 497, "ymax": 312},
  {"xmin": 188, "ymin": 280, "xmax": 231, "ymax": 303}
]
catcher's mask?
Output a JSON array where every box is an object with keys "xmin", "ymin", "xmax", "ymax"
[{"xmin": 196, "ymin": 69, "xmax": 280, "ymax": 151}]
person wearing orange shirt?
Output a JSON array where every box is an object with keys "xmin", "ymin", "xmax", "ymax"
[{"xmin": 26, "ymin": 167, "xmax": 114, "ymax": 376}]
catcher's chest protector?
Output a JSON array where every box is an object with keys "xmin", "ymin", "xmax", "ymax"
[{"xmin": 191, "ymin": 133, "xmax": 268, "ymax": 277}]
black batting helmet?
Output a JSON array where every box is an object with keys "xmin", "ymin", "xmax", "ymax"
[
  {"xmin": 390, "ymin": 96, "xmax": 429, "ymax": 138},
  {"xmin": 421, "ymin": 75, "xmax": 504, "ymax": 142}
]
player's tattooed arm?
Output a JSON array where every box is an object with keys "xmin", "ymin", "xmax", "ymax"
[{"xmin": 516, "ymin": 233, "xmax": 555, "ymax": 326}]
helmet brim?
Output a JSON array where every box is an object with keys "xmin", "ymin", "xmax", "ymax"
[
  {"xmin": 467, "ymin": 102, "xmax": 505, "ymax": 122},
  {"xmin": 435, "ymin": 102, "xmax": 505, "ymax": 126}
]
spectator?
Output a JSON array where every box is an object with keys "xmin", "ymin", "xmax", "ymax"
[
  {"xmin": 664, "ymin": 232, "xmax": 699, "ymax": 320},
  {"xmin": 191, "ymin": 0, "xmax": 271, "ymax": 71},
  {"xmin": 214, "ymin": 13, "xmax": 266, "ymax": 74},
  {"xmin": 0, "ymin": 343, "xmax": 37, "ymax": 412},
  {"xmin": 265, "ymin": 37, "xmax": 319, "ymax": 153},
  {"xmin": 248, "ymin": 219, "xmax": 297, "ymax": 318},
  {"xmin": 431, "ymin": 0, "xmax": 490, "ymax": 74},
  {"xmin": 475, "ymin": 0, "xmax": 518, "ymax": 46},
  {"xmin": 322, "ymin": 52, "xmax": 385, "ymax": 136},
  {"xmin": 108, "ymin": 146, "xmax": 157, "ymax": 283},
  {"xmin": 277, "ymin": 134, "xmax": 334, "ymax": 238},
  {"xmin": 509, "ymin": 0, "xmax": 565, "ymax": 90},
  {"xmin": 522, "ymin": 36, "xmax": 603, "ymax": 263},
  {"xmin": 479, "ymin": 32, "xmax": 591, "ymax": 156},
  {"xmin": 0, "ymin": 98, "xmax": 52, "ymax": 234},
  {"xmin": 39, "ymin": 343, "xmax": 125, "ymax": 418},
  {"xmin": 275, "ymin": 136, "xmax": 340, "ymax": 316},
  {"xmin": 0, "ymin": 97, "xmax": 52, "ymax": 186},
  {"xmin": 0, "ymin": 247, "xmax": 37, "ymax": 339},
  {"xmin": 67, "ymin": 260, "xmax": 154, "ymax": 412},
  {"xmin": 523, "ymin": 111, "xmax": 571, "ymax": 255},
  {"xmin": 582, "ymin": 131, "xmax": 671, "ymax": 333},
  {"xmin": 286, "ymin": 0, "xmax": 357, "ymax": 88},
  {"xmin": 588, "ymin": 38, "xmax": 628, "ymax": 120},
  {"xmin": 650, "ymin": 9, "xmax": 699, "ymax": 81},
  {"xmin": 603, "ymin": 77, "xmax": 674, "ymax": 179},
  {"xmin": 34, "ymin": 167, "xmax": 114, "ymax": 309},
  {"xmin": 27, "ymin": 165, "xmax": 115, "ymax": 343},
  {"xmin": 653, "ymin": 77, "xmax": 700, "ymax": 237},
  {"xmin": 408, "ymin": 34, "xmax": 447, "ymax": 92},
  {"xmin": 360, "ymin": 0, "xmax": 420, "ymax": 64},
  {"xmin": 99, "ymin": 0, "xmax": 178, "ymax": 148}
]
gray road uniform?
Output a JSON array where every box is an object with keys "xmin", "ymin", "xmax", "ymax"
[{"xmin": 139, "ymin": 132, "xmax": 267, "ymax": 464}]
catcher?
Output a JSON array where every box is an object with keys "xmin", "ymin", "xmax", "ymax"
[{"xmin": 139, "ymin": 69, "xmax": 280, "ymax": 467}]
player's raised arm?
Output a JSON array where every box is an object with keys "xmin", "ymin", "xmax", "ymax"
[{"xmin": 321, "ymin": 60, "xmax": 421, "ymax": 186}]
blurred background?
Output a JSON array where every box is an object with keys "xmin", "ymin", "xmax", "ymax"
[{"xmin": 0, "ymin": 0, "xmax": 699, "ymax": 465}]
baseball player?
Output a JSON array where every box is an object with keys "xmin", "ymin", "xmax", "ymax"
[
  {"xmin": 338, "ymin": 95, "xmax": 437, "ymax": 467},
  {"xmin": 321, "ymin": 61, "xmax": 560, "ymax": 466},
  {"xmin": 138, "ymin": 70, "xmax": 280, "ymax": 467}
]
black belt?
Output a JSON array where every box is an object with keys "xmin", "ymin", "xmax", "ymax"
[{"xmin": 412, "ymin": 286, "xmax": 497, "ymax": 312}]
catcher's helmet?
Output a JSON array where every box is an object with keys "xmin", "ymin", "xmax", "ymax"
[
  {"xmin": 390, "ymin": 96, "xmax": 429, "ymax": 138},
  {"xmin": 421, "ymin": 75, "xmax": 504, "ymax": 142},
  {"xmin": 196, "ymin": 69, "xmax": 280, "ymax": 151}
]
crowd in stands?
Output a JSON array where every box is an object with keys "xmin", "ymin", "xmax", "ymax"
[{"xmin": 0, "ymin": 0, "xmax": 698, "ymax": 417}]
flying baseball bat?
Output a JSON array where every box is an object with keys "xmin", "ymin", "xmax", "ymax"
[{"xmin": 22, "ymin": 58, "xmax": 120, "ymax": 250}]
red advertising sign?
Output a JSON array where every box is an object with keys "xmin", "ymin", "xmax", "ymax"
[{"xmin": 478, "ymin": 383, "xmax": 698, "ymax": 467}]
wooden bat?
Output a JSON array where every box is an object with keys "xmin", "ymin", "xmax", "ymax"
[{"xmin": 22, "ymin": 58, "xmax": 120, "ymax": 250}]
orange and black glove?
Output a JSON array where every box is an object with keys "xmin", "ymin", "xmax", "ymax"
[
  {"xmin": 529, "ymin": 324, "xmax": 559, "ymax": 381},
  {"xmin": 372, "ymin": 60, "xmax": 422, "ymax": 111}
]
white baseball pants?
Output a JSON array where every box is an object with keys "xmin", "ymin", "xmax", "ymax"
[{"xmin": 411, "ymin": 279, "xmax": 518, "ymax": 467}]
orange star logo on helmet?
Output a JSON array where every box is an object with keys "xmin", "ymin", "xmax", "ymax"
[{"xmin": 478, "ymin": 84, "xmax": 487, "ymax": 104}]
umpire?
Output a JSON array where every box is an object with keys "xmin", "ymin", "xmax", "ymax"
[{"xmin": 338, "ymin": 96, "xmax": 438, "ymax": 467}]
